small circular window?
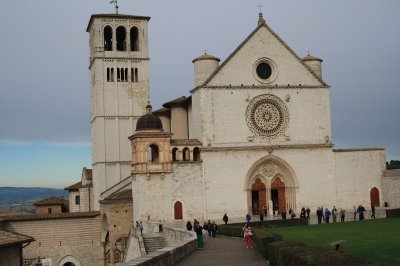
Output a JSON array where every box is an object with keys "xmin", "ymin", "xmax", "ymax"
[
  {"xmin": 253, "ymin": 58, "xmax": 277, "ymax": 84},
  {"xmin": 256, "ymin": 62, "xmax": 272, "ymax": 79}
]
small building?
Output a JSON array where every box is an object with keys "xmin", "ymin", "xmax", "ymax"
[
  {"xmin": 34, "ymin": 196, "xmax": 69, "ymax": 215},
  {"xmin": 65, "ymin": 167, "xmax": 94, "ymax": 213},
  {"xmin": 0, "ymin": 229, "xmax": 34, "ymax": 266}
]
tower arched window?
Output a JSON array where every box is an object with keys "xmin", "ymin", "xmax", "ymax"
[
  {"xmin": 182, "ymin": 147, "xmax": 190, "ymax": 161},
  {"xmin": 172, "ymin": 148, "xmax": 178, "ymax": 161},
  {"xmin": 104, "ymin": 26, "xmax": 113, "ymax": 51},
  {"xmin": 116, "ymin": 26, "xmax": 127, "ymax": 51},
  {"xmin": 193, "ymin": 147, "xmax": 200, "ymax": 161},
  {"xmin": 130, "ymin": 27, "xmax": 139, "ymax": 51},
  {"xmin": 147, "ymin": 144, "xmax": 159, "ymax": 163}
]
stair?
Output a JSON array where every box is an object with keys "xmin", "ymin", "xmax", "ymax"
[{"xmin": 142, "ymin": 233, "xmax": 166, "ymax": 253}]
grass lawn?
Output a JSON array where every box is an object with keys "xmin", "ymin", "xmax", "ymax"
[{"xmin": 267, "ymin": 217, "xmax": 400, "ymax": 266}]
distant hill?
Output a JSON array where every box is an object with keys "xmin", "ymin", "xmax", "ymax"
[{"xmin": 0, "ymin": 187, "xmax": 68, "ymax": 207}]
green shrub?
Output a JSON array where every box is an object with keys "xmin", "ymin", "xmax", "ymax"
[
  {"xmin": 217, "ymin": 224, "xmax": 243, "ymax": 237},
  {"xmin": 279, "ymin": 245, "xmax": 377, "ymax": 266},
  {"xmin": 252, "ymin": 228, "xmax": 275, "ymax": 258},
  {"xmin": 267, "ymin": 240, "xmax": 305, "ymax": 266},
  {"xmin": 386, "ymin": 208, "xmax": 400, "ymax": 218}
]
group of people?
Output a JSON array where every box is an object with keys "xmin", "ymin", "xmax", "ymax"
[{"xmin": 187, "ymin": 219, "xmax": 219, "ymax": 249}]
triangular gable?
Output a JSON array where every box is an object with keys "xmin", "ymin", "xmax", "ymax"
[{"xmin": 196, "ymin": 21, "xmax": 327, "ymax": 89}]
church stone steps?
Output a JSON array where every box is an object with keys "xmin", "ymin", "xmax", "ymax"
[{"xmin": 142, "ymin": 233, "xmax": 166, "ymax": 253}]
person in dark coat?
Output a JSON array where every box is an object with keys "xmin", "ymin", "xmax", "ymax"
[
  {"xmin": 207, "ymin": 220, "xmax": 212, "ymax": 237},
  {"xmin": 194, "ymin": 222, "xmax": 203, "ymax": 249},
  {"xmin": 306, "ymin": 207, "xmax": 311, "ymax": 218},
  {"xmin": 245, "ymin": 213, "xmax": 251, "ymax": 223},
  {"xmin": 259, "ymin": 212, "xmax": 264, "ymax": 222},
  {"xmin": 281, "ymin": 210, "xmax": 287, "ymax": 220},
  {"xmin": 300, "ymin": 207, "xmax": 306, "ymax": 218},
  {"xmin": 371, "ymin": 204, "xmax": 376, "ymax": 218},
  {"xmin": 316, "ymin": 207, "xmax": 323, "ymax": 224},
  {"xmin": 325, "ymin": 208, "xmax": 331, "ymax": 223},
  {"xmin": 223, "ymin": 213, "xmax": 228, "ymax": 225},
  {"xmin": 186, "ymin": 221, "xmax": 193, "ymax": 231},
  {"xmin": 358, "ymin": 205, "xmax": 366, "ymax": 220},
  {"xmin": 211, "ymin": 221, "xmax": 218, "ymax": 238}
]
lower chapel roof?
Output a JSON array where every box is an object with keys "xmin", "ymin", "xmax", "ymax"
[{"xmin": 0, "ymin": 230, "xmax": 34, "ymax": 247}]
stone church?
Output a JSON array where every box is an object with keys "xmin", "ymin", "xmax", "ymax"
[
  {"xmin": 2, "ymin": 10, "xmax": 399, "ymax": 266},
  {"xmin": 86, "ymin": 11, "xmax": 390, "ymax": 224}
]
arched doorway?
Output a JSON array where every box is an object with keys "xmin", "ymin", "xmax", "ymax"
[
  {"xmin": 245, "ymin": 155, "xmax": 297, "ymax": 216},
  {"xmin": 370, "ymin": 187, "xmax": 380, "ymax": 207},
  {"xmin": 271, "ymin": 177, "xmax": 286, "ymax": 213},
  {"xmin": 174, "ymin": 201, "xmax": 183, "ymax": 220},
  {"xmin": 58, "ymin": 256, "xmax": 81, "ymax": 266},
  {"xmin": 251, "ymin": 178, "xmax": 266, "ymax": 214}
]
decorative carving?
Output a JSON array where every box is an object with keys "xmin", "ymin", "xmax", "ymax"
[
  {"xmin": 261, "ymin": 164, "xmax": 275, "ymax": 177},
  {"xmin": 246, "ymin": 94, "xmax": 289, "ymax": 139}
]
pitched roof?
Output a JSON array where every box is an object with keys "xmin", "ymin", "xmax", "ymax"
[
  {"xmin": 0, "ymin": 230, "xmax": 34, "ymax": 247},
  {"xmin": 34, "ymin": 196, "xmax": 68, "ymax": 206},
  {"xmin": 191, "ymin": 21, "xmax": 328, "ymax": 92},
  {"xmin": 65, "ymin": 181, "xmax": 82, "ymax": 191},
  {"xmin": 1, "ymin": 211, "xmax": 100, "ymax": 222}
]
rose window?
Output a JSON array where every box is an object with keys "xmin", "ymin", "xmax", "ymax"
[{"xmin": 246, "ymin": 94, "xmax": 289, "ymax": 139}]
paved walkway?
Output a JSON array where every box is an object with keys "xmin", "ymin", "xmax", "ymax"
[{"xmin": 176, "ymin": 235, "xmax": 268, "ymax": 266}]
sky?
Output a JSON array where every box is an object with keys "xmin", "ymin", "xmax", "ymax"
[{"xmin": 0, "ymin": 0, "xmax": 399, "ymax": 188}]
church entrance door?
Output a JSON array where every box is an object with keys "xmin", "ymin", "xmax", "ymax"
[
  {"xmin": 271, "ymin": 177, "xmax": 286, "ymax": 213},
  {"xmin": 370, "ymin": 187, "xmax": 380, "ymax": 207},
  {"xmin": 251, "ymin": 178, "xmax": 266, "ymax": 215}
]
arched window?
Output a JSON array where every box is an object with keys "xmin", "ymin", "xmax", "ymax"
[
  {"xmin": 104, "ymin": 26, "xmax": 113, "ymax": 51},
  {"xmin": 193, "ymin": 147, "xmax": 200, "ymax": 161},
  {"xmin": 116, "ymin": 26, "xmax": 126, "ymax": 51},
  {"xmin": 75, "ymin": 195, "xmax": 80, "ymax": 205},
  {"xmin": 182, "ymin": 147, "xmax": 190, "ymax": 161},
  {"xmin": 172, "ymin": 148, "xmax": 178, "ymax": 161},
  {"xmin": 174, "ymin": 201, "xmax": 183, "ymax": 220},
  {"xmin": 130, "ymin": 27, "xmax": 139, "ymax": 51},
  {"xmin": 147, "ymin": 144, "xmax": 159, "ymax": 163}
]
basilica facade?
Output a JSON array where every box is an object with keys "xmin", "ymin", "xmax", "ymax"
[{"xmin": 86, "ymin": 12, "xmax": 389, "ymax": 224}]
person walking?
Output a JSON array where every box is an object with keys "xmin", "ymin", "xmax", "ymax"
[
  {"xmin": 194, "ymin": 222, "xmax": 203, "ymax": 250},
  {"xmin": 245, "ymin": 213, "xmax": 251, "ymax": 223},
  {"xmin": 206, "ymin": 220, "xmax": 212, "ymax": 237},
  {"xmin": 242, "ymin": 224, "xmax": 253, "ymax": 248},
  {"xmin": 223, "ymin": 213, "xmax": 228, "ymax": 225},
  {"xmin": 259, "ymin": 212, "xmax": 264, "ymax": 222}
]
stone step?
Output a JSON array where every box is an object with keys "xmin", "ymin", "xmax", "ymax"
[{"xmin": 143, "ymin": 236, "xmax": 166, "ymax": 253}]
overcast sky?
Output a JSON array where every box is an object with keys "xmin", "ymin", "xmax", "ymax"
[{"xmin": 0, "ymin": 0, "xmax": 399, "ymax": 188}]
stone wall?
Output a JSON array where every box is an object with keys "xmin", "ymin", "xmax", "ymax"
[
  {"xmin": 0, "ymin": 245, "xmax": 20, "ymax": 266},
  {"xmin": 333, "ymin": 149, "xmax": 386, "ymax": 208},
  {"xmin": 1, "ymin": 213, "xmax": 103, "ymax": 266},
  {"xmin": 133, "ymin": 162, "xmax": 203, "ymax": 222},
  {"xmin": 382, "ymin": 170, "xmax": 400, "ymax": 208}
]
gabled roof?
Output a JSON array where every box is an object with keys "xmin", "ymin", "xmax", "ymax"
[
  {"xmin": 192, "ymin": 21, "xmax": 328, "ymax": 92},
  {"xmin": 65, "ymin": 181, "xmax": 82, "ymax": 191},
  {"xmin": 34, "ymin": 196, "xmax": 68, "ymax": 206},
  {"xmin": 0, "ymin": 230, "xmax": 34, "ymax": 247}
]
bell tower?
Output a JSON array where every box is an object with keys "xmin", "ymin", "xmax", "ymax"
[{"xmin": 86, "ymin": 14, "xmax": 151, "ymax": 209}]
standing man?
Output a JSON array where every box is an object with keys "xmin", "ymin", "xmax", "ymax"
[
  {"xmin": 194, "ymin": 222, "xmax": 203, "ymax": 250},
  {"xmin": 223, "ymin": 213, "xmax": 229, "ymax": 225}
]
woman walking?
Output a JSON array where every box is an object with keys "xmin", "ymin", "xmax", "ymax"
[{"xmin": 242, "ymin": 224, "xmax": 253, "ymax": 248}]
